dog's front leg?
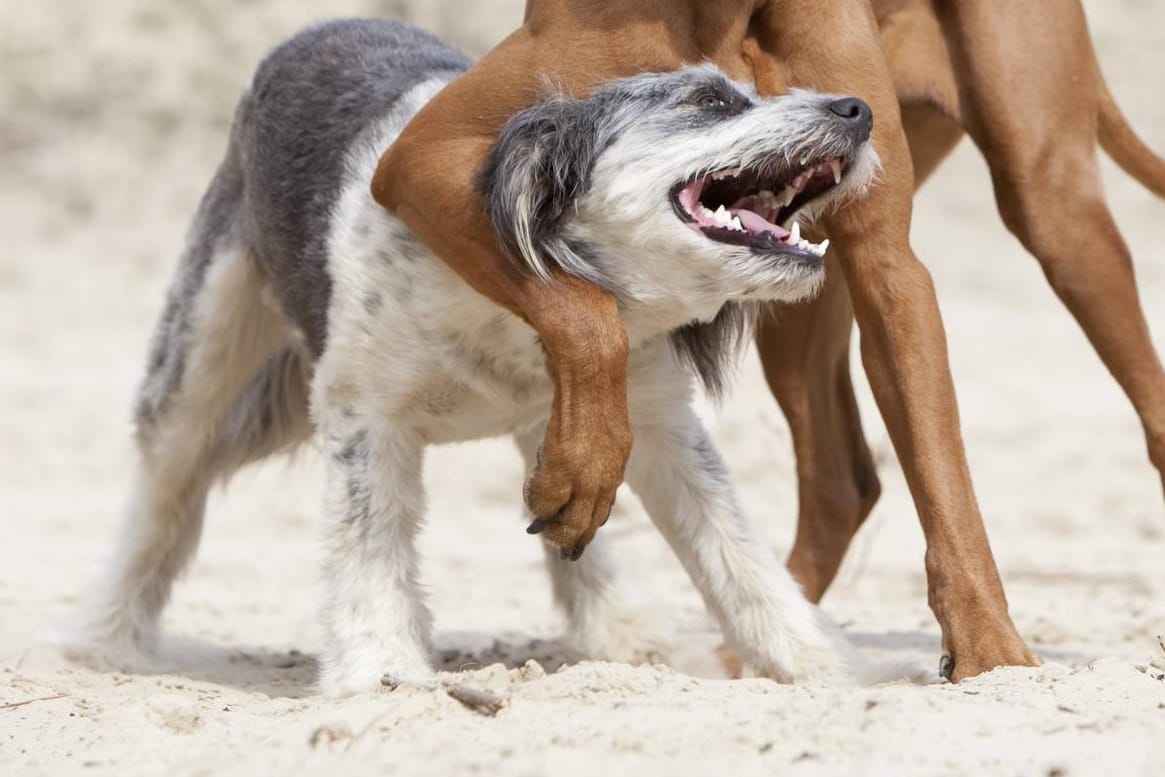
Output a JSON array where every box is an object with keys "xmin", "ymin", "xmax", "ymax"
[
  {"xmin": 749, "ymin": 0, "xmax": 1038, "ymax": 681},
  {"xmin": 514, "ymin": 423, "xmax": 670, "ymax": 665},
  {"xmin": 624, "ymin": 385, "xmax": 870, "ymax": 685},
  {"xmin": 317, "ymin": 420, "xmax": 434, "ymax": 696}
]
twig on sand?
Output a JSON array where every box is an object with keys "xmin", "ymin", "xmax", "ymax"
[
  {"xmin": 445, "ymin": 684, "xmax": 507, "ymax": 716},
  {"xmin": 309, "ymin": 725, "xmax": 354, "ymax": 753},
  {"xmin": 1157, "ymin": 635, "xmax": 1164, "ymax": 657},
  {"xmin": 345, "ymin": 714, "xmax": 392, "ymax": 753},
  {"xmin": 1, "ymin": 693, "xmax": 70, "ymax": 711}
]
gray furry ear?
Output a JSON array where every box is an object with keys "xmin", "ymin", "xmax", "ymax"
[
  {"xmin": 476, "ymin": 94, "xmax": 607, "ymax": 284},
  {"xmin": 671, "ymin": 302, "xmax": 756, "ymax": 400}
]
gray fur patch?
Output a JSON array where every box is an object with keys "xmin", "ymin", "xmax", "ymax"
[
  {"xmin": 235, "ymin": 19, "xmax": 470, "ymax": 355},
  {"xmin": 362, "ymin": 292, "xmax": 383, "ymax": 316},
  {"xmin": 475, "ymin": 94, "xmax": 607, "ymax": 282},
  {"xmin": 335, "ymin": 430, "xmax": 372, "ymax": 525},
  {"xmin": 670, "ymin": 302, "xmax": 756, "ymax": 401},
  {"xmin": 689, "ymin": 430, "xmax": 732, "ymax": 488},
  {"xmin": 135, "ymin": 145, "xmax": 246, "ymax": 433}
]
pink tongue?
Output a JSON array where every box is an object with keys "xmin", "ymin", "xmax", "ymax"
[{"xmin": 734, "ymin": 208, "xmax": 789, "ymax": 240}]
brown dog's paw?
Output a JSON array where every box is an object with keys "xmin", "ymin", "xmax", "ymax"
[
  {"xmin": 942, "ymin": 629, "xmax": 1041, "ymax": 682},
  {"xmin": 523, "ymin": 441, "xmax": 624, "ymax": 558},
  {"xmin": 524, "ymin": 417, "xmax": 633, "ymax": 556}
]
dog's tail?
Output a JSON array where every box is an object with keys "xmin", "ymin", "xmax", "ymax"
[{"xmin": 1098, "ymin": 79, "xmax": 1165, "ymax": 198}]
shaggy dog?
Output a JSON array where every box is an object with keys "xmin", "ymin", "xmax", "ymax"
[{"xmin": 64, "ymin": 19, "xmax": 887, "ymax": 694}]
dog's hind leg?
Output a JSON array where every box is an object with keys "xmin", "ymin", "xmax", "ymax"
[
  {"xmin": 755, "ymin": 267, "xmax": 881, "ymax": 603},
  {"xmin": 513, "ymin": 424, "xmax": 670, "ymax": 665},
  {"xmin": 63, "ymin": 155, "xmax": 312, "ymax": 663},
  {"xmin": 941, "ymin": 0, "xmax": 1165, "ymax": 500}
]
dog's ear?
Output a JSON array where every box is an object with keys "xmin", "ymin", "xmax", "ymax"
[{"xmin": 476, "ymin": 94, "xmax": 605, "ymax": 283}]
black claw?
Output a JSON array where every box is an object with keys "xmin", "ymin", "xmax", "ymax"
[
  {"xmin": 560, "ymin": 546, "xmax": 584, "ymax": 561},
  {"xmin": 939, "ymin": 654, "xmax": 954, "ymax": 680},
  {"xmin": 526, "ymin": 518, "xmax": 550, "ymax": 534}
]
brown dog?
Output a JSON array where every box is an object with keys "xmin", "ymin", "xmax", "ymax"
[
  {"xmin": 771, "ymin": 0, "xmax": 1165, "ymax": 616},
  {"xmin": 372, "ymin": 0, "xmax": 1163, "ymax": 681}
]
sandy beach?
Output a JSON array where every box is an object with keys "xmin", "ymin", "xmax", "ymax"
[{"xmin": 2, "ymin": 1, "xmax": 1164, "ymax": 774}]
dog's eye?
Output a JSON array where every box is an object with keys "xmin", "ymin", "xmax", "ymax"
[{"xmin": 697, "ymin": 93, "xmax": 729, "ymax": 110}]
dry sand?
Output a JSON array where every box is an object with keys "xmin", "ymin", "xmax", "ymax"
[{"xmin": 2, "ymin": 1, "xmax": 1164, "ymax": 774}]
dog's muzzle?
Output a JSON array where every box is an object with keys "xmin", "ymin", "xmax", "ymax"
[{"xmin": 670, "ymin": 97, "xmax": 873, "ymax": 260}]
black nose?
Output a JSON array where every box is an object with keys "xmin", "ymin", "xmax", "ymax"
[{"xmin": 827, "ymin": 97, "xmax": 873, "ymax": 139}]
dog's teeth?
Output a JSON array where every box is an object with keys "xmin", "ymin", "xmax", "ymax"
[
  {"xmin": 712, "ymin": 205, "xmax": 735, "ymax": 226},
  {"xmin": 829, "ymin": 159, "xmax": 842, "ymax": 184},
  {"xmin": 729, "ymin": 216, "xmax": 744, "ymax": 231},
  {"xmin": 797, "ymin": 236, "xmax": 830, "ymax": 257},
  {"xmin": 712, "ymin": 166, "xmax": 743, "ymax": 181},
  {"xmin": 790, "ymin": 221, "xmax": 801, "ymax": 243}
]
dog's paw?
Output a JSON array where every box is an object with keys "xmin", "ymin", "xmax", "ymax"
[
  {"xmin": 569, "ymin": 603, "xmax": 672, "ymax": 665},
  {"xmin": 317, "ymin": 649, "xmax": 436, "ymax": 697},
  {"xmin": 941, "ymin": 631, "xmax": 1041, "ymax": 682},
  {"xmin": 318, "ymin": 665, "xmax": 437, "ymax": 697},
  {"xmin": 43, "ymin": 607, "xmax": 161, "ymax": 671},
  {"xmin": 522, "ymin": 437, "xmax": 630, "ymax": 559}
]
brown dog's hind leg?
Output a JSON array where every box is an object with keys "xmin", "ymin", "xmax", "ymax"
[
  {"xmin": 900, "ymin": 101, "xmax": 963, "ymax": 190},
  {"xmin": 756, "ymin": 268, "xmax": 880, "ymax": 602},
  {"xmin": 992, "ymin": 165, "xmax": 1165, "ymax": 496},
  {"xmin": 993, "ymin": 166, "xmax": 1165, "ymax": 498},
  {"xmin": 942, "ymin": 0, "xmax": 1165, "ymax": 501}
]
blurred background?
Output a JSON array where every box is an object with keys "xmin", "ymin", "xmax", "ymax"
[{"xmin": 2, "ymin": 0, "xmax": 1163, "ymax": 703}]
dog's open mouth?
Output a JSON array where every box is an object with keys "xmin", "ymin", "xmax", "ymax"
[{"xmin": 670, "ymin": 156, "xmax": 848, "ymax": 257}]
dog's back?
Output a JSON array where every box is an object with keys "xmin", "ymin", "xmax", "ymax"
[
  {"xmin": 135, "ymin": 19, "xmax": 468, "ymax": 437},
  {"xmin": 235, "ymin": 20, "xmax": 470, "ymax": 354}
]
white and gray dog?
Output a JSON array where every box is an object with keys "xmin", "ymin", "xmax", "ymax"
[{"xmin": 64, "ymin": 19, "xmax": 890, "ymax": 694}]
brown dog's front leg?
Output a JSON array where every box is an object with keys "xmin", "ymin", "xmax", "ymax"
[
  {"xmin": 751, "ymin": 0, "xmax": 1038, "ymax": 680},
  {"xmin": 755, "ymin": 265, "xmax": 880, "ymax": 602},
  {"xmin": 836, "ymin": 145, "xmax": 1039, "ymax": 682},
  {"xmin": 371, "ymin": 39, "xmax": 632, "ymax": 558},
  {"xmin": 518, "ymin": 275, "xmax": 633, "ymax": 558}
]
